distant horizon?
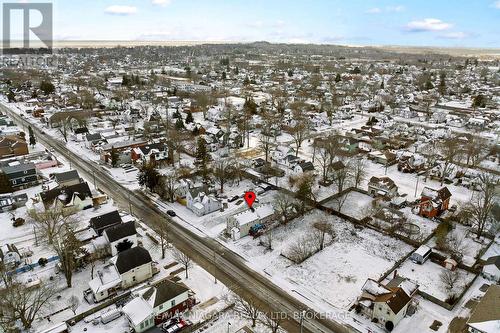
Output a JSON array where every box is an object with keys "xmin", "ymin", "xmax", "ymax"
[{"xmin": 2, "ymin": 0, "xmax": 499, "ymax": 48}]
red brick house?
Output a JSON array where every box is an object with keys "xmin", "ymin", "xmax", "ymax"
[{"xmin": 418, "ymin": 186, "xmax": 451, "ymax": 218}]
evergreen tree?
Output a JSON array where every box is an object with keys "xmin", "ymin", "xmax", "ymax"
[
  {"xmin": 335, "ymin": 73, "xmax": 341, "ymax": 82},
  {"xmin": 0, "ymin": 171, "xmax": 13, "ymax": 194},
  {"xmin": 137, "ymin": 162, "xmax": 161, "ymax": 191},
  {"xmin": 438, "ymin": 72, "xmax": 446, "ymax": 96},
  {"xmin": 185, "ymin": 111, "xmax": 194, "ymax": 124},
  {"xmin": 40, "ymin": 80, "xmax": 55, "ymax": 95},
  {"xmin": 175, "ymin": 117, "xmax": 184, "ymax": 130},
  {"xmin": 28, "ymin": 126, "xmax": 36, "ymax": 147},
  {"xmin": 222, "ymin": 71, "xmax": 227, "ymax": 80},
  {"xmin": 352, "ymin": 66, "xmax": 361, "ymax": 74},
  {"xmin": 195, "ymin": 138, "xmax": 210, "ymax": 180},
  {"xmin": 122, "ymin": 74, "xmax": 130, "ymax": 87},
  {"xmin": 380, "ymin": 80, "xmax": 384, "ymax": 89},
  {"xmin": 110, "ymin": 146, "xmax": 119, "ymax": 167},
  {"xmin": 7, "ymin": 90, "xmax": 15, "ymax": 102}
]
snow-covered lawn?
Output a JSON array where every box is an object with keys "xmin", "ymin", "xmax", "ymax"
[
  {"xmin": 395, "ymin": 259, "xmax": 475, "ymax": 302},
  {"xmin": 228, "ymin": 209, "xmax": 413, "ymax": 309},
  {"xmin": 323, "ymin": 190, "xmax": 374, "ymax": 220}
]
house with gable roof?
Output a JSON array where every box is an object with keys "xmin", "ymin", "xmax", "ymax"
[{"xmin": 418, "ymin": 186, "xmax": 452, "ymax": 218}]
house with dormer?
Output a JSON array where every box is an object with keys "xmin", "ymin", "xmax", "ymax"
[{"xmin": 186, "ymin": 187, "xmax": 222, "ymax": 216}]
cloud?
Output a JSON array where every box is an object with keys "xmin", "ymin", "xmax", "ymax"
[
  {"xmin": 367, "ymin": 5, "xmax": 404, "ymax": 14},
  {"xmin": 493, "ymin": 1, "xmax": 500, "ymax": 9},
  {"xmin": 104, "ymin": 5, "xmax": 137, "ymax": 15},
  {"xmin": 387, "ymin": 5, "xmax": 405, "ymax": 12},
  {"xmin": 152, "ymin": 0, "xmax": 172, "ymax": 7},
  {"xmin": 438, "ymin": 31, "xmax": 472, "ymax": 39},
  {"xmin": 405, "ymin": 18, "xmax": 452, "ymax": 32},
  {"xmin": 366, "ymin": 7, "xmax": 382, "ymax": 14}
]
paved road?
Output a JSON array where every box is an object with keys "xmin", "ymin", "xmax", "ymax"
[{"xmin": 1, "ymin": 103, "xmax": 358, "ymax": 333}]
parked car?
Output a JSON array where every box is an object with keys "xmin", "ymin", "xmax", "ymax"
[
  {"xmin": 167, "ymin": 210, "xmax": 176, "ymax": 217},
  {"xmin": 228, "ymin": 195, "xmax": 239, "ymax": 202}
]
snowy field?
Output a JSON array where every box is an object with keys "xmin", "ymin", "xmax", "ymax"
[
  {"xmin": 228, "ymin": 209, "xmax": 414, "ymax": 309},
  {"xmin": 395, "ymin": 259, "xmax": 476, "ymax": 302},
  {"xmin": 323, "ymin": 190, "xmax": 374, "ymax": 220}
]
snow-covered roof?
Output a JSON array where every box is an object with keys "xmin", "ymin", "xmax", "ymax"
[
  {"xmin": 233, "ymin": 204, "xmax": 274, "ymax": 227},
  {"xmin": 122, "ymin": 297, "xmax": 153, "ymax": 327}
]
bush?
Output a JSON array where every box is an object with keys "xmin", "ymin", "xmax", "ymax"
[
  {"xmin": 38, "ymin": 257, "xmax": 48, "ymax": 267},
  {"xmin": 385, "ymin": 321, "xmax": 394, "ymax": 331},
  {"xmin": 12, "ymin": 218, "xmax": 25, "ymax": 227}
]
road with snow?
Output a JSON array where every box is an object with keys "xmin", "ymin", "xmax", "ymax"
[{"xmin": 1, "ymin": 103, "xmax": 359, "ymax": 333}]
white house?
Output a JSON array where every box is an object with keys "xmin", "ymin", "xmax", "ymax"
[
  {"xmin": 226, "ymin": 204, "xmax": 275, "ymax": 239},
  {"xmin": 482, "ymin": 256, "xmax": 500, "ymax": 283},
  {"xmin": 122, "ymin": 279, "xmax": 195, "ymax": 332},
  {"xmin": 103, "ymin": 221, "xmax": 138, "ymax": 256},
  {"xmin": 368, "ymin": 176, "xmax": 398, "ymax": 198},
  {"xmin": 357, "ymin": 277, "xmax": 418, "ymax": 330},
  {"xmin": 186, "ymin": 188, "xmax": 222, "ymax": 216},
  {"xmin": 114, "ymin": 247, "xmax": 154, "ymax": 289}
]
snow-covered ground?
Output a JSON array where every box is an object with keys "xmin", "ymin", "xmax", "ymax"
[{"xmin": 227, "ymin": 209, "xmax": 413, "ymax": 309}]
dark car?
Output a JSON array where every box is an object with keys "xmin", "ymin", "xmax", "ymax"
[
  {"xmin": 167, "ymin": 210, "xmax": 176, "ymax": 217},
  {"xmin": 228, "ymin": 195, "xmax": 239, "ymax": 203}
]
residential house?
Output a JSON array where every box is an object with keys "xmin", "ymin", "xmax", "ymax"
[
  {"xmin": 0, "ymin": 162, "xmax": 38, "ymax": 189},
  {"xmin": 368, "ymin": 176, "xmax": 398, "ymax": 198},
  {"xmin": 482, "ymin": 256, "xmax": 500, "ymax": 283},
  {"xmin": 418, "ymin": 186, "xmax": 452, "ymax": 218},
  {"xmin": 186, "ymin": 187, "xmax": 222, "ymax": 216},
  {"xmin": 85, "ymin": 133, "xmax": 107, "ymax": 150},
  {"xmin": 356, "ymin": 276, "xmax": 418, "ymax": 330},
  {"xmin": 226, "ymin": 204, "xmax": 275, "ymax": 239},
  {"xmin": 114, "ymin": 247, "xmax": 154, "ymax": 289},
  {"xmin": 131, "ymin": 142, "xmax": 169, "ymax": 164},
  {"xmin": 397, "ymin": 154, "xmax": 425, "ymax": 173},
  {"xmin": 90, "ymin": 210, "xmax": 123, "ymax": 236},
  {"xmin": 0, "ymin": 135, "xmax": 28, "ymax": 159},
  {"xmin": 54, "ymin": 170, "xmax": 82, "ymax": 188},
  {"xmin": 294, "ymin": 161, "xmax": 315, "ymax": 174},
  {"xmin": 103, "ymin": 221, "xmax": 138, "ymax": 256},
  {"xmin": 123, "ymin": 280, "xmax": 195, "ymax": 332},
  {"xmin": 466, "ymin": 285, "xmax": 500, "ymax": 333},
  {"xmin": 39, "ymin": 182, "xmax": 93, "ymax": 212},
  {"xmin": 272, "ymin": 145, "xmax": 295, "ymax": 163}
]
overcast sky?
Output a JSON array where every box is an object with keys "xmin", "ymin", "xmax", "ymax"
[{"xmin": 3, "ymin": 0, "xmax": 500, "ymax": 47}]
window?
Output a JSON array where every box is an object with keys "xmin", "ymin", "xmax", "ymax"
[
  {"xmin": 171, "ymin": 300, "xmax": 176, "ymax": 307},
  {"xmin": 379, "ymin": 306, "xmax": 382, "ymax": 311},
  {"xmin": 159, "ymin": 305, "xmax": 163, "ymax": 310},
  {"xmin": 132, "ymin": 276, "xmax": 136, "ymax": 282}
]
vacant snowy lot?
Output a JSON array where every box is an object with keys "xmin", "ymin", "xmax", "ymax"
[
  {"xmin": 323, "ymin": 190, "xmax": 374, "ymax": 220},
  {"xmin": 229, "ymin": 209, "xmax": 413, "ymax": 309},
  {"xmin": 395, "ymin": 259, "xmax": 475, "ymax": 302}
]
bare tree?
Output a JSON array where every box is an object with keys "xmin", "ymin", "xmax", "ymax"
[
  {"xmin": 352, "ymin": 158, "xmax": 368, "ymax": 188},
  {"xmin": 229, "ymin": 293, "xmax": 261, "ymax": 327},
  {"xmin": 260, "ymin": 311, "xmax": 285, "ymax": 333},
  {"xmin": 259, "ymin": 131, "xmax": 273, "ymax": 163},
  {"xmin": 58, "ymin": 117, "xmax": 72, "ymax": 142},
  {"xmin": 159, "ymin": 172, "xmax": 178, "ymax": 203},
  {"xmin": 172, "ymin": 249, "xmax": 192, "ymax": 279},
  {"xmin": 213, "ymin": 158, "xmax": 236, "ymax": 193},
  {"xmin": 462, "ymin": 174, "xmax": 499, "ymax": 239},
  {"xmin": 259, "ymin": 230, "xmax": 274, "ymax": 251},
  {"xmin": 440, "ymin": 270, "xmax": 459, "ymax": 293},
  {"xmin": 0, "ymin": 281, "xmax": 57, "ymax": 330},
  {"xmin": 313, "ymin": 221, "xmax": 336, "ymax": 250},
  {"xmin": 289, "ymin": 109, "xmax": 310, "ymax": 156},
  {"xmin": 67, "ymin": 295, "xmax": 80, "ymax": 315},
  {"xmin": 53, "ymin": 229, "xmax": 82, "ymax": 288},
  {"xmin": 273, "ymin": 192, "xmax": 296, "ymax": 224},
  {"xmin": 155, "ymin": 218, "xmax": 171, "ymax": 260},
  {"xmin": 28, "ymin": 207, "xmax": 77, "ymax": 245},
  {"xmin": 332, "ymin": 159, "xmax": 352, "ymax": 193},
  {"xmin": 437, "ymin": 136, "xmax": 462, "ymax": 186}
]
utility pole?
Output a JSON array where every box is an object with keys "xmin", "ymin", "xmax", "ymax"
[
  {"xmin": 93, "ymin": 171, "xmax": 97, "ymax": 189},
  {"xmin": 414, "ymin": 175, "xmax": 420, "ymax": 198}
]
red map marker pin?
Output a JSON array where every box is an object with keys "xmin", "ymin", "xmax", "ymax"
[{"xmin": 244, "ymin": 191, "xmax": 256, "ymax": 208}]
